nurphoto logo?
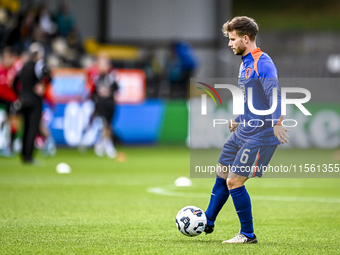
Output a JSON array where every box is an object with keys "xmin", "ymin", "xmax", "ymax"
[{"xmin": 196, "ymin": 82, "xmax": 312, "ymax": 128}]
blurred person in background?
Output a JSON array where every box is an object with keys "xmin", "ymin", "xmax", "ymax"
[
  {"xmin": 0, "ymin": 7, "xmax": 10, "ymax": 49},
  {"xmin": 0, "ymin": 47, "xmax": 19, "ymax": 156},
  {"xmin": 13, "ymin": 50, "xmax": 56, "ymax": 158},
  {"xmin": 142, "ymin": 49, "xmax": 162, "ymax": 98},
  {"xmin": 18, "ymin": 42, "xmax": 51, "ymax": 163},
  {"xmin": 5, "ymin": 8, "xmax": 36, "ymax": 53},
  {"xmin": 37, "ymin": 4, "xmax": 57, "ymax": 38},
  {"xmin": 166, "ymin": 41, "xmax": 197, "ymax": 98},
  {"xmin": 0, "ymin": 0, "xmax": 20, "ymax": 49},
  {"xmin": 34, "ymin": 120, "xmax": 56, "ymax": 157},
  {"xmin": 0, "ymin": 49, "xmax": 29, "ymax": 157},
  {"xmin": 55, "ymin": 2, "xmax": 75, "ymax": 38},
  {"xmin": 86, "ymin": 53, "xmax": 119, "ymax": 158},
  {"xmin": 0, "ymin": 47, "xmax": 19, "ymax": 107}
]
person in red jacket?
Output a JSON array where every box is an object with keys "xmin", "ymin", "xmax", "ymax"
[
  {"xmin": 0, "ymin": 47, "xmax": 21, "ymax": 156},
  {"xmin": 0, "ymin": 47, "xmax": 19, "ymax": 111}
]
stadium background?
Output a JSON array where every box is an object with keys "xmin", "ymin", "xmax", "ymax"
[
  {"xmin": 1, "ymin": 0, "xmax": 340, "ymax": 148},
  {"xmin": 1, "ymin": 0, "xmax": 340, "ymax": 254}
]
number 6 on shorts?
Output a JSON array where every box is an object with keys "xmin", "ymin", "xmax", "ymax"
[{"xmin": 240, "ymin": 149, "xmax": 250, "ymax": 164}]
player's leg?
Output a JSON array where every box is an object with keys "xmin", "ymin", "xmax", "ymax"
[
  {"xmin": 94, "ymin": 116, "xmax": 105, "ymax": 157},
  {"xmin": 204, "ymin": 133, "xmax": 239, "ymax": 234},
  {"xmin": 93, "ymin": 101, "xmax": 106, "ymax": 157},
  {"xmin": 224, "ymin": 173, "xmax": 257, "ymax": 243},
  {"xmin": 21, "ymin": 104, "xmax": 42, "ymax": 163},
  {"xmin": 40, "ymin": 120, "xmax": 56, "ymax": 156},
  {"xmin": 21, "ymin": 107, "xmax": 29, "ymax": 161},
  {"xmin": 223, "ymin": 143, "xmax": 258, "ymax": 243},
  {"xmin": 102, "ymin": 121, "xmax": 116, "ymax": 158},
  {"xmin": 102, "ymin": 100, "xmax": 116, "ymax": 158},
  {"xmin": 8, "ymin": 113, "xmax": 20, "ymax": 154},
  {"xmin": 0, "ymin": 101, "xmax": 12, "ymax": 156},
  {"xmin": 204, "ymin": 164, "xmax": 230, "ymax": 233},
  {"xmin": 223, "ymin": 144, "xmax": 278, "ymax": 244}
]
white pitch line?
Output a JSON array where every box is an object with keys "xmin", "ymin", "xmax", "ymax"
[
  {"xmin": 147, "ymin": 186, "xmax": 340, "ymax": 204},
  {"xmin": 251, "ymin": 195, "xmax": 340, "ymax": 204},
  {"xmin": 147, "ymin": 187, "xmax": 205, "ymax": 197}
]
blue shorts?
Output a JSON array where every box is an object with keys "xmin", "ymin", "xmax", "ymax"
[{"xmin": 218, "ymin": 133, "xmax": 277, "ymax": 178}]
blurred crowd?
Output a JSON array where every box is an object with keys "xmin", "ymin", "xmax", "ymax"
[
  {"xmin": 0, "ymin": 1, "xmax": 199, "ymax": 99},
  {"xmin": 0, "ymin": 42, "xmax": 120, "ymax": 163},
  {"xmin": 141, "ymin": 42, "xmax": 198, "ymax": 98},
  {"xmin": 0, "ymin": 1, "xmax": 199, "ymax": 163},
  {"xmin": 0, "ymin": 0, "xmax": 84, "ymax": 68}
]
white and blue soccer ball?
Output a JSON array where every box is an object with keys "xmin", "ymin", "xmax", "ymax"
[{"xmin": 175, "ymin": 205, "xmax": 207, "ymax": 236}]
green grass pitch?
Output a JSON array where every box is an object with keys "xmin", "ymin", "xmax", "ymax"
[{"xmin": 1, "ymin": 146, "xmax": 340, "ymax": 254}]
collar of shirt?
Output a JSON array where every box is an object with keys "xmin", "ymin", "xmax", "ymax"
[{"xmin": 241, "ymin": 47, "xmax": 261, "ymax": 64}]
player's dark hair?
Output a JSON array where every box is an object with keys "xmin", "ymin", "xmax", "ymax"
[
  {"xmin": 2, "ymin": 46, "xmax": 17, "ymax": 56},
  {"xmin": 222, "ymin": 16, "xmax": 259, "ymax": 41}
]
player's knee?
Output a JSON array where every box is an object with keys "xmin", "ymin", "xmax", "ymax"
[
  {"xmin": 226, "ymin": 178, "xmax": 235, "ymax": 189},
  {"xmin": 226, "ymin": 177, "xmax": 244, "ymax": 190},
  {"xmin": 217, "ymin": 164, "xmax": 229, "ymax": 179}
]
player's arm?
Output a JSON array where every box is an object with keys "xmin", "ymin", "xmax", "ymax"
[
  {"xmin": 34, "ymin": 59, "xmax": 52, "ymax": 96},
  {"xmin": 258, "ymin": 59, "xmax": 290, "ymax": 144},
  {"xmin": 109, "ymin": 69, "xmax": 119, "ymax": 100}
]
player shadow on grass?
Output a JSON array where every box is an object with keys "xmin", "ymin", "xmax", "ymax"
[
  {"xmin": 261, "ymin": 241, "xmax": 336, "ymax": 249},
  {"xmin": 172, "ymin": 238, "xmax": 222, "ymax": 244}
]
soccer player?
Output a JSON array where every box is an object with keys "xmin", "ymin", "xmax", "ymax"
[
  {"xmin": 87, "ymin": 53, "xmax": 119, "ymax": 158},
  {"xmin": 203, "ymin": 16, "xmax": 290, "ymax": 243},
  {"xmin": 0, "ymin": 47, "xmax": 21, "ymax": 156},
  {"xmin": 0, "ymin": 47, "xmax": 20, "ymax": 113}
]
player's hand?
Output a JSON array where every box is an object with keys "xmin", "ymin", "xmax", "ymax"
[
  {"xmin": 273, "ymin": 125, "xmax": 290, "ymax": 144},
  {"xmin": 229, "ymin": 119, "xmax": 239, "ymax": 132},
  {"xmin": 11, "ymin": 99, "xmax": 21, "ymax": 111},
  {"xmin": 34, "ymin": 82, "xmax": 45, "ymax": 96}
]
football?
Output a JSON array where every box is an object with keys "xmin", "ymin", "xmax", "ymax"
[{"xmin": 175, "ymin": 205, "xmax": 207, "ymax": 236}]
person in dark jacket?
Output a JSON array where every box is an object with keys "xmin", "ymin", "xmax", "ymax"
[{"xmin": 19, "ymin": 42, "xmax": 51, "ymax": 163}]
